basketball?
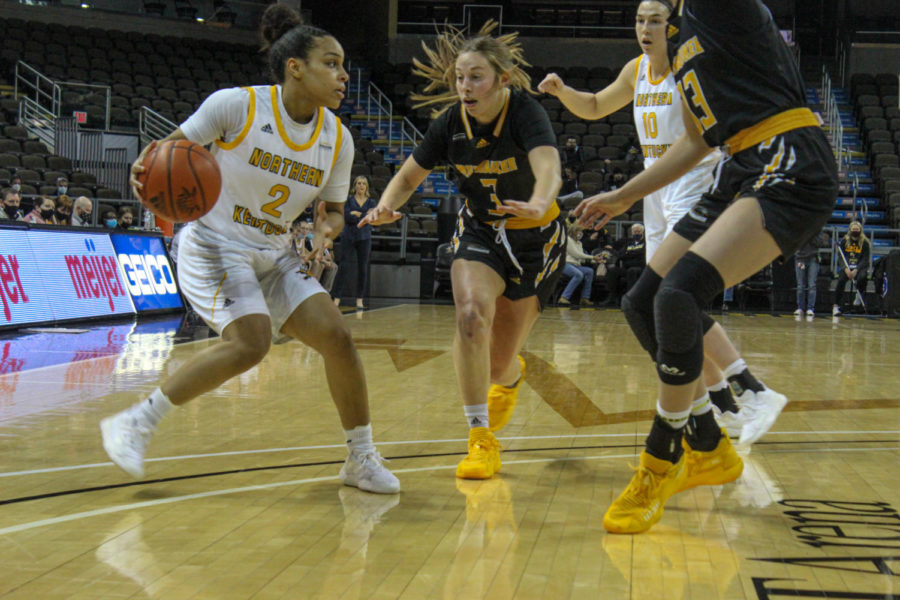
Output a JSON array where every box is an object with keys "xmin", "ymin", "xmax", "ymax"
[{"xmin": 137, "ymin": 139, "xmax": 221, "ymax": 223}]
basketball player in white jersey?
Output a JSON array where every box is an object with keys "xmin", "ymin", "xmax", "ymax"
[
  {"xmin": 99, "ymin": 5, "xmax": 399, "ymax": 494},
  {"xmin": 539, "ymin": 0, "xmax": 787, "ymax": 446}
]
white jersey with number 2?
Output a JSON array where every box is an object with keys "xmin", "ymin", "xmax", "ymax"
[{"xmin": 180, "ymin": 84, "xmax": 353, "ymax": 251}]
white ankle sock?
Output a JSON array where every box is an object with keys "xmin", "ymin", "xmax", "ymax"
[
  {"xmin": 707, "ymin": 378, "xmax": 729, "ymax": 392},
  {"xmin": 691, "ymin": 392, "xmax": 713, "ymax": 416},
  {"xmin": 723, "ymin": 358, "xmax": 747, "ymax": 380},
  {"xmin": 656, "ymin": 401, "xmax": 690, "ymax": 429},
  {"xmin": 345, "ymin": 424, "xmax": 375, "ymax": 456},
  {"xmin": 132, "ymin": 388, "xmax": 175, "ymax": 428},
  {"xmin": 464, "ymin": 403, "xmax": 489, "ymax": 429}
]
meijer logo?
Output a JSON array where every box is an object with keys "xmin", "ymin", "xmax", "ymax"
[
  {"xmin": 0, "ymin": 254, "xmax": 29, "ymax": 322},
  {"xmin": 64, "ymin": 239, "xmax": 127, "ymax": 311}
]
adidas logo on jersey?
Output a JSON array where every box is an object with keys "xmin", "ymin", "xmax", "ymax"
[
  {"xmin": 223, "ymin": 298, "xmax": 235, "ymax": 307},
  {"xmin": 475, "ymin": 138, "xmax": 490, "ymax": 148},
  {"xmin": 260, "ymin": 123, "xmax": 274, "ymax": 134}
]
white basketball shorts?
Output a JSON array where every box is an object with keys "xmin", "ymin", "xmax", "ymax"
[{"xmin": 176, "ymin": 223, "xmax": 326, "ymax": 339}]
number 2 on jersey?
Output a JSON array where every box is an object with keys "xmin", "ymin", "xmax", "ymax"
[
  {"xmin": 482, "ymin": 179, "xmax": 505, "ymax": 216},
  {"xmin": 642, "ymin": 112, "xmax": 658, "ymax": 139},
  {"xmin": 677, "ymin": 69, "xmax": 717, "ymax": 132},
  {"xmin": 262, "ymin": 184, "xmax": 290, "ymax": 218}
]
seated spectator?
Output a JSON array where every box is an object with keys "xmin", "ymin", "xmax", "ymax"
[
  {"xmin": 582, "ymin": 225, "xmax": 613, "ymax": 255},
  {"xmin": 100, "ymin": 205, "xmax": 118, "ymax": 228},
  {"xmin": 0, "ymin": 188, "xmax": 24, "ymax": 221},
  {"xmin": 71, "ymin": 196, "xmax": 93, "ymax": 226},
  {"xmin": 55, "ymin": 194, "xmax": 73, "ymax": 225},
  {"xmin": 606, "ymin": 170, "xmax": 627, "ymax": 192},
  {"xmin": 558, "ymin": 220, "xmax": 602, "ymax": 307},
  {"xmin": 117, "ymin": 206, "xmax": 135, "ymax": 230},
  {"xmin": 832, "ymin": 221, "xmax": 870, "ymax": 316},
  {"xmin": 23, "ymin": 196, "xmax": 57, "ymax": 224},
  {"xmin": 557, "ymin": 166, "xmax": 583, "ymax": 208},
  {"xmin": 559, "ymin": 136, "xmax": 585, "ymax": 174},
  {"xmin": 9, "ymin": 176, "xmax": 22, "ymax": 194},
  {"xmin": 55, "ymin": 177, "xmax": 69, "ymax": 197},
  {"xmin": 606, "ymin": 223, "xmax": 646, "ymax": 305},
  {"xmin": 292, "ymin": 219, "xmax": 338, "ymax": 291}
]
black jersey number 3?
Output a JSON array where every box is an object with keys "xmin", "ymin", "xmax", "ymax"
[{"xmin": 677, "ymin": 69, "xmax": 718, "ymax": 133}]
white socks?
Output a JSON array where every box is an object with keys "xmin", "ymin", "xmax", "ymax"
[
  {"xmin": 691, "ymin": 392, "xmax": 713, "ymax": 416},
  {"xmin": 723, "ymin": 358, "xmax": 747, "ymax": 380},
  {"xmin": 132, "ymin": 387, "xmax": 176, "ymax": 428},
  {"xmin": 345, "ymin": 424, "xmax": 375, "ymax": 456},
  {"xmin": 464, "ymin": 403, "xmax": 489, "ymax": 429},
  {"xmin": 707, "ymin": 378, "xmax": 729, "ymax": 393},
  {"xmin": 656, "ymin": 401, "xmax": 690, "ymax": 429}
]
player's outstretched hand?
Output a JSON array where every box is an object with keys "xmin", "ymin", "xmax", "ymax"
[
  {"xmin": 491, "ymin": 199, "xmax": 548, "ymax": 221},
  {"xmin": 573, "ymin": 191, "xmax": 633, "ymax": 230},
  {"xmin": 358, "ymin": 204, "xmax": 402, "ymax": 227},
  {"xmin": 130, "ymin": 140, "xmax": 157, "ymax": 202},
  {"xmin": 537, "ymin": 73, "xmax": 564, "ymax": 96}
]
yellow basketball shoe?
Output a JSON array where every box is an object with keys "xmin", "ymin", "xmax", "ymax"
[
  {"xmin": 488, "ymin": 355, "xmax": 525, "ymax": 432},
  {"xmin": 456, "ymin": 427, "xmax": 501, "ymax": 480},
  {"xmin": 678, "ymin": 430, "xmax": 744, "ymax": 493},
  {"xmin": 602, "ymin": 451, "xmax": 686, "ymax": 534}
]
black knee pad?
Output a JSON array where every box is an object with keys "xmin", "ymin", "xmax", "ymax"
[
  {"xmin": 654, "ymin": 252, "xmax": 724, "ymax": 384},
  {"xmin": 621, "ymin": 268, "xmax": 662, "ymax": 358}
]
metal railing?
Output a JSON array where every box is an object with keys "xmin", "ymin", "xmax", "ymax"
[
  {"xmin": 399, "ymin": 116, "xmax": 424, "ymax": 156},
  {"xmin": 366, "ymin": 81, "xmax": 393, "ymax": 144},
  {"xmin": 138, "ymin": 106, "xmax": 179, "ymax": 146},
  {"xmin": 19, "ymin": 97, "xmax": 56, "ymax": 154}
]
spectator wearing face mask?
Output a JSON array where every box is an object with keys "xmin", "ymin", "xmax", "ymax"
[
  {"xmin": 0, "ymin": 188, "xmax": 24, "ymax": 221},
  {"xmin": 832, "ymin": 221, "xmax": 870, "ymax": 316},
  {"xmin": 55, "ymin": 177, "xmax": 69, "ymax": 197},
  {"xmin": 71, "ymin": 196, "xmax": 93, "ymax": 226},
  {"xmin": 9, "ymin": 176, "xmax": 22, "ymax": 195},
  {"xmin": 606, "ymin": 223, "xmax": 646, "ymax": 305},
  {"xmin": 55, "ymin": 194, "xmax": 73, "ymax": 225},
  {"xmin": 100, "ymin": 205, "xmax": 118, "ymax": 228},
  {"xmin": 24, "ymin": 196, "xmax": 58, "ymax": 224},
  {"xmin": 117, "ymin": 206, "xmax": 135, "ymax": 230}
]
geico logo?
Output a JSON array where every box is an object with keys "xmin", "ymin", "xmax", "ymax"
[{"xmin": 118, "ymin": 253, "xmax": 177, "ymax": 296}]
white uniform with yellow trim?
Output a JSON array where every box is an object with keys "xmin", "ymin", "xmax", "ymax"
[
  {"xmin": 633, "ymin": 55, "xmax": 721, "ymax": 260},
  {"xmin": 176, "ymin": 84, "xmax": 353, "ymax": 338}
]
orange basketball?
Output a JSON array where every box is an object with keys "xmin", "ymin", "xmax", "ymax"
[{"xmin": 137, "ymin": 140, "xmax": 221, "ymax": 223}]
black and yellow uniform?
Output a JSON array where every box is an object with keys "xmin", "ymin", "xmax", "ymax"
[
  {"xmin": 669, "ymin": 0, "xmax": 838, "ymax": 257},
  {"xmin": 833, "ymin": 232, "xmax": 870, "ymax": 308},
  {"xmin": 413, "ymin": 89, "xmax": 566, "ymax": 307}
]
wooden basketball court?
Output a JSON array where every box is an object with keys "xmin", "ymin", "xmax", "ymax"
[{"xmin": 0, "ymin": 305, "xmax": 897, "ymax": 599}]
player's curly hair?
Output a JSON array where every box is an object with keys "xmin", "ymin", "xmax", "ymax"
[{"xmin": 411, "ymin": 20, "xmax": 534, "ymax": 118}]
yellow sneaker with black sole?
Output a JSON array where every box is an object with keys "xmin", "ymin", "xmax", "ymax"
[
  {"xmin": 456, "ymin": 427, "xmax": 501, "ymax": 479},
  {"xmin": 678, "ymin": 430, "xmax": 743, "ymax": 493},
  {"xmin": 603, "ymin": 450, "xmax": 686, "ymax": 534},
  {"xmin": 488, "ymin": 355, "xmax": 525, "ymax": 432}
]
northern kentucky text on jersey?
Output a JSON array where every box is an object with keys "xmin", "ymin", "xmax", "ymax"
[
  {"xmin": 642, "ymin": 143, "xmax": 673, "ymax": 158},
  {"xmin": 247, "ymin": 147, "xmax": 324, "ymax": 188},
  {"xmin": 635, "ymin": 92, "xmax": 674, "ymax": 107},
  {"xmin": 454, "ymin": 157, "xmax": 519, "ymax": 178},
  {"xmin": 232, "ymin": 205, "xmax": 288, "ymax": 236}
]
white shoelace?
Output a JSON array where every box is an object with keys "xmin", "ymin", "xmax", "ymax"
[{"xmin": 491, "ymin": 219, "xmax": 523, "ymax": 275}]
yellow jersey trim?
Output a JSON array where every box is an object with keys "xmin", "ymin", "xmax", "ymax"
[
  {"xmin": 488, "ymin": 201, "xmax": 560, "ymax": 230},
  {"xmin": 648, "ymin": 65, "xmax": 670, "ymax": 86},
  {"xmin": 634, "ymin": 55, "xmax": 642, "ymax": 87},
  {"xmin": 724, "ymin": 108, "xmax": 819, "ymax": 156},
  {"xmin": 271, "ymin": 85, "xmax": 323, "ymax": 152},
  {"xmin": 331, "ymin": 117, "xmax": 343, "ymax": 170},
  {"xmin": 214, "ymin": 87, "xmax": 255, "ymax": 150},
  {"xmin": 210, "ymin": 272, "xmax": 227, "ymax": 320},
  {"xmin": 460, "ymin": 89, "xmax": 510, "ymax": 140}
]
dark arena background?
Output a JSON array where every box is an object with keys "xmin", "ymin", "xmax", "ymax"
[{"xmin": 0, "ymin": 1, "xmax": 898, "ymax": 599}]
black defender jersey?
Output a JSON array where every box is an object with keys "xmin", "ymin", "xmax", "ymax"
[
  {"xmin": 670, "ymin": 0, "xmax": 815, "ymax": 152},
  {"xmin": 413, "ymin": 89, "xmax": 558, "ymax": 227}
]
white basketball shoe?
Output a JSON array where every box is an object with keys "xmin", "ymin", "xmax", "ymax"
[
  {"xmin": 736, "ymin": 387, "xmax": 788, "ymax": 446},
  {"xmin": 340, "ymin": 450, "xmax": 401, "ymax": 494},
  {"xmin": 100, "ymin": 411, "xmax": 153, "ymax": 479}
]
